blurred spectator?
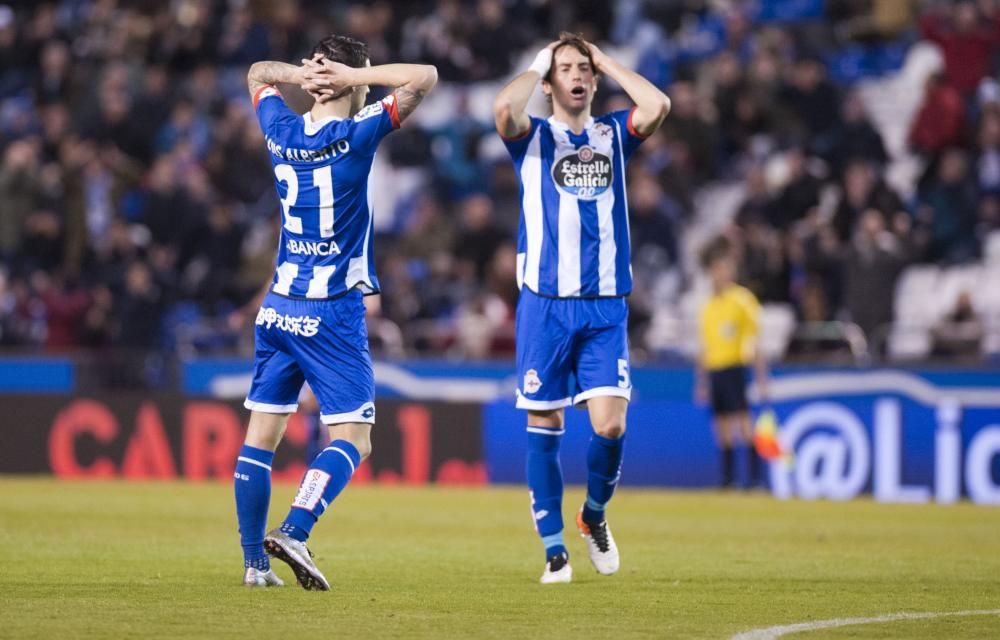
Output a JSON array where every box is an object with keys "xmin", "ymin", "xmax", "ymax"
[
  {"xmin": 180, "ymin": 201, "xmax": 245, "ymax": 307},
  {"xmin": 780, "ymin": 57, "xmax": 841, "ymax": 142},
  {"xmin": 919, "ymin": 1, "xmax": 1000, "ymax": 98},
  {"xmin": 394, "ymin": 195, "xmax": 456, "ymax": 262},
  {"xmin": 768, "ymin": 147, "xmax": 821, "ymax": 230},
  {"xmin": 33, "ymin": 40, "xmax": 74, "ymax": 106},
  {"xmin": 454, "ymin": 291, "xmax": 508, "ymax": 359},
  {"xmin": 661, "ymin": 82, "xmax": 718, "ymax": 183},
  {"xmin": 916, "ymin": 148, "xmax": 980, "ymax": 263},
  {"xmin": 843, "ymin": 209, "xmax": 911, "ymax": 342},
  {"xmin": 738, "ymin": 219, "xmax": 787, "ymax": 303},
  {"xmin": 0, "ymin": 139, "xmax": 44, "ymax": 260},
  {"xmin": 827, "ymin": 92, "xmax": 888, "ymax": 177},
  {"xmin": 629, "ymin": 170, "xmax": 680, "ymax": 267},
  {"xmin": 452, "ymin": 193, "xmax": 507, "ymax": 282},
  {"xmin": 427, "ymin": 92, "xmax": 490, "ymax": 193},
  {"xmin": 35, "ymin": 271, "xmax": 90, "ymax": 352},
  {"xmin": 909, "ymin": 73, "xmax": 966, "ymax": 157},
  {"xmin": 930, "ymin": 291, "xmax": 984, "ymax": 359},
  {"xmin": 832, "ymin": 159, "xmax": 904, "ymax": 243},
  {"xmin": 468, "ymin": 0, "xmax": 514, "ymax": 81},
  {"xmin": 116, "ymin": 260, "xmax": 164, "ymax": 350},
  {"xmin": 0, "ymin": 0, "xmax": 996, "ymax": 365},
  {"xmin": 976, "ymin": 110, "xmax": 1000, "ymax": 194}
]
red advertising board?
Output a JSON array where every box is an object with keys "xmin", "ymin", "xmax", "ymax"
[{"xmin": 0, "ymin": 395, "xmax": 485, "ymax": 485}]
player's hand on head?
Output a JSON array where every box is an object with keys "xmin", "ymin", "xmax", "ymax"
[
  {"xmin": 311, "ymin": 58, "xmax": 357, "ymax": 95},
  {"xmin": 585, "ymin": 41, "xmax": 609, "ymax": 70},
  {"xmin": 299, "ymin": 54, "xmax": 342, "ymax": 102}
]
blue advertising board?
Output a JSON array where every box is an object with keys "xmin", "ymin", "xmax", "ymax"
[{"xmin": 0, "ymin": 358, "xmax": 997, "ymax": 503}]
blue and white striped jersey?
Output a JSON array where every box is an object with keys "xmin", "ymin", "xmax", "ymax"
[
  {"xmin": 502, "ymin": 109, "xmax": 647, "ymax": 298},
  {"xmin": 254, "ymin": 85, "xmax": 400, "ymax": 299}
]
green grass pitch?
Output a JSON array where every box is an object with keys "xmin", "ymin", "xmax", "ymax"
[{"xmin": 1, "ymin": 477, "xmax": 999, "ymax": 639}]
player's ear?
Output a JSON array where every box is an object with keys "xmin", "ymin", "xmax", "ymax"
[{"xmin": 541, "ymin": 80, "xmax": 552, "ymax": 97}]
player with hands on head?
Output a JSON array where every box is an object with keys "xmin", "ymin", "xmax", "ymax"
[
  {"xmin": 235, "ymin": 35, "xmax": 436, "ymax": 590},
  {"xmin": 494, "ymin": 33, "xmax": 670, "ymax": 584}
]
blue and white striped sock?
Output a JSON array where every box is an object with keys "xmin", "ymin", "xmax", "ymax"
[
  {"xmin": 234, "ymin": 444, "xmax": 274, "ymax": 570},
  {"xmin": 281, "ymin": 440, "xmax": 361, "ymax": 542}
]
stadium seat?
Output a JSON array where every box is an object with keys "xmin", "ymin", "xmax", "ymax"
[
  {"xmin": 893, "ymin": 265, "xmax": 941, "ymax": 326},
  {"xmin": 984, "ymin": 230, "xmax": 1000, "ymax": 267},
  {"xmin": 759, "ymin": 304, "xmax": 795, "ymax": 361}
]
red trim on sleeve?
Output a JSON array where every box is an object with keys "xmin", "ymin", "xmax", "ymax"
[
  {"xmin": 385, "ymin": 94, "xmax": 401, "ymax": 129},
  {"xmin": 499, "ymin": 125, "xmax": 532, "ymax": 142},
  {"xmin": 252, "ymin": 84, "xmax": 281, "ymax": 110},
  {"xmin": 626, "ymin": 106, "xmax": 650, "ymax": 140}
]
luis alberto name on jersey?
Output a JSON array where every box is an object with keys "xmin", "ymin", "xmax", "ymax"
[
  {"xmin": 502, "ymin": 108, "xmax": 647, "ymax": 299},
  {"xmin": 253, "ymin": 84, "xmax": 400, "ymax": 300}
]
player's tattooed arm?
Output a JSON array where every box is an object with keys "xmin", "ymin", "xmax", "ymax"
[
  {"xmin": 394, "ymin": 86, "xmax": 427, "ymax": 121},
  {"xmin": 247, "ymin": 59, "xmax": 309, "ymax": 97},
  {"xmin": 586, "ymin": 42, "xmax": 670, "ymax": 137},
  {"xmin": 307, "ymin": 61, "xmax": 438, "ymax": 122}
]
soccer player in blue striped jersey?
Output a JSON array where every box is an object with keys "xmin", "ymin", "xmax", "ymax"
[
  {"xmin": 233, "ymin": 35, "xmax": 436, "ymax": 589},
  {"xmin": 494, "ymin": 33, "xmax": 670, "ymax": 583}
]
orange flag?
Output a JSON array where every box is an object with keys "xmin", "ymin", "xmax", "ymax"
[{"xmin": 753, "ymin": 409, "xmax": 791, "ymax": 465}]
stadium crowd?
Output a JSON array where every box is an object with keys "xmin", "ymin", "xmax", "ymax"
[{"xmin": 1, "ymin": 0, "xmax": 999, "ymax": 365}]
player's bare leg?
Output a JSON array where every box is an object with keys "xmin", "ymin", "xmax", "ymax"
[
  {"xmin": 266, "ymin": 421, "xmax": 372, "ymax": 590},
  {"xmin": 577, "ymin": 396, "xmax": 627, "ymax": 575},
  {"xmin": 236, "ymin": 411, "xmax": 289, "ymax": 587},
  {"xmin": 245, "ymin": 410, "xmax": 290, "ymax": 450},
  {"xmin": 527, "ymin": 409, "xmax": 572, "ymax": 584}
]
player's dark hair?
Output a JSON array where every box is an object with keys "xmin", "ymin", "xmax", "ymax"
[
  {"xmin": 699, "ymin": 235, "xmax": 733, "ymax": 270},
  {"xmin": 311, "ymin": 34, "xmax": 368, "ymax": 68},
  {"xmin": 544, "ymin": 31, "xmax": 595, "ymax": 83}
]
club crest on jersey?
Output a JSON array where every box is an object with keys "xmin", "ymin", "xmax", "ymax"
[
  {"xmin": 523, "ymin": 369, "xmax": 543, "ymax": 394},
  {"xmin": 551, "ymin": 145, "xmax": 612, "ymax": 200}
]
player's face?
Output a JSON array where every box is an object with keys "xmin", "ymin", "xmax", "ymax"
[{"xmin": 543, "ymin": 46, "xmax": 596, "ymax": 114}]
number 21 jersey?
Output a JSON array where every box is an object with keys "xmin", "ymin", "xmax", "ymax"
[{"xmin": 253, "ymin": 85, "xmax": 400, "ymax": 299}]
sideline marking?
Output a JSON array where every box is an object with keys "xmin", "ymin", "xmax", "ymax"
[{"xmin": 731, "ymin": 609, "xmax": 1000, "ymax": 639}]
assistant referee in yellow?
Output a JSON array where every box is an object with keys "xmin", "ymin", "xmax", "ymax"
[{"xmin": 695, "ymin": 236, "xmax": 769, "ymax": 488}]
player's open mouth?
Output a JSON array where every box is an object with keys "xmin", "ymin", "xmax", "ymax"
[{"xmin": 570, "ymin": 86, "xmax": 586, "ymax": 97}]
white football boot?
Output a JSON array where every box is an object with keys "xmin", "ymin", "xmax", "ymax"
[
  {"xmin": 242, "ymin": 566, "xmax": 284, "ymax": 587},
  {"xmin": 539, "ymin": 551, "xmax": 573, "ymax": 584},
  {"xmin": 264, "ymin": 528, "xmax": 331, "ymax": 591},
  {"xmin": 576, "ymin": 511, "xmax": 620, "ymax": 575}
]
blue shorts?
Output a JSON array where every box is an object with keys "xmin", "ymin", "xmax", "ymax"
[
  {"xmin": 515, "ymin": 288, "xmax": 631, "ymax": 410},
  {"xmin": 244, "ymin": 290, "xmax": 375, "ymax": 425}
]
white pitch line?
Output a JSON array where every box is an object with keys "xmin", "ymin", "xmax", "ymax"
[{"xmin": 731, "ymin": 609, "xmax": 1000, "ymax": 640}]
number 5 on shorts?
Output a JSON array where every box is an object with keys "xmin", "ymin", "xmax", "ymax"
[{"xmin": 617, "ymin": 359, "xmax": 630, "ymax": 389}]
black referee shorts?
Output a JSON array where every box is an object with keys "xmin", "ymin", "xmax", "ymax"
[{"xmin": 708, "ymin": 365, "xmax": 749, "ymax": 416}]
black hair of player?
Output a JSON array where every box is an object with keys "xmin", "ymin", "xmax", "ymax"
[
  {"xmin": 544, "ymin": 31, "xmax": 596, "ymax": 84},
  {"xmin": 311, "ymin": 35, "xmax": 369, "ymax": 69},
  {"xmin": 699, "ymin": 235, "xmax": 733, "ymax": 270}
]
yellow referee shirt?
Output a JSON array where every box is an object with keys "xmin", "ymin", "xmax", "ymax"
[{"xmin": 698, "ymin": 284, "xmax": 761, "ymax": 371}]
